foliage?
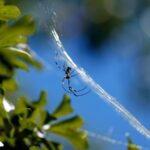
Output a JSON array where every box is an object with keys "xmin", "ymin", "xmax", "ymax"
[
  {"xmin": 0, "ymin": 0, "xmax": 144, "ymax": 150},
  {"xmin": 0, "ymin": 0, "xmax": 41, "ymax": 93},
  {"xmin": 127, "ymin": 136, "xmax": 140, "ymax": 150},
  {"xmin": 0, "ymin": 1, "xmax": 88, "ymax": 150},
  {"xmin": 0, "ymin": 92, "xmax": 88, "ymax": 150}
]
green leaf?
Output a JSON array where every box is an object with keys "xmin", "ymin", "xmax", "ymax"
[
  {"xmin": 0, "ymin": 53, "xmax": 29, "ymax": 72},
  {"xmin": 0, "ymin": 47, "xmax": 32, "ymax": 61},
  {"xmin": 12, "ymin": 15, "xmax": 35, "ymax": 34},
  {"xmin": 0, "ymin": 96, "xmax": 8, "ymax": 118},
  {"xmin": 12, "ymin": 59, "xmax": 29, "ymax": 71},
  {"xmin": 38, "ymin": 111, "xmax": 48, "ymax": 127},
  {"xmin": 17, "ymin": 92, "xmax": 47, "ymax": 129},
  {"xmin": 52, "ymin": 94, "xmax": 73, "ymax": 118},
  {"xmin": 15, "ymin": 96, "xmax": 28, "ymax": 114},
  {"xmin": 2, "ymin": 77, "xmax": 18, "ymax": 91},
  {"xmin": 50, "ymin": 116, "xmax": 88, "ymax": 149},
  {"xmin": 0, "ymin": 15, "xmax": 35, "ymax": 48},
  {"xmin": 43, "ymin": 141, "xmax": 63, "ymax": 150},
  {"xmin": 42, "ymin": 111, "xmax": 56, "ymax": 125},
  {"xmin": 1, "ymin": 47, "xmax": 42, "ymax": 71},
  {"xmin": 33, "ymin": 91, "xmax": 47, "ymax": 108},
  {"xmin": 127, "ymin": 137, "xmax": 140, "ymax": 150},
  {"xmin": 51, "ymin": 116, "xmax": 84, "ymax": 129},
  {"xmin": 29, "ymin": 146, "xmax": 41, "ymax": 150},
  {"xmin": 0, "ymin": 74, "xmax": 11, "ymax": 83},
  {"xmin": 0, "ymin": 0, "xmax": 4, "ymax": 5},
  {"xmin": 50, "ymin": 141, "xmax": 63, "ymax": 150},
  {"xmin": 0, "ymin": 59, "xmax": 14, "ymax": 77},
  {"xmin": 51, "ymin": 128, "xmax": 88, "ymax": 149},
  {"xmin": 128, "ymin": 144, "xmax": 140, "ymax": 150},
  {"xmin": 0, "ymin": 5, "xmax": 20, "ymax": 21}
]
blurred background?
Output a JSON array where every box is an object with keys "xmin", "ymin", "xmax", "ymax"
[{"xmin": 6, "ymin": 0, "xmax": 150, "ymax": 149}]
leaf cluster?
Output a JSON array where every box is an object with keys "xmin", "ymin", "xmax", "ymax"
[
  {"xmin": 0, "ymin": 92, "xmax": 88, "ymax": 150},
  {"xmin": 0, "ymin": 0, "xmax": 41, "ymax": 93},
  {"xmin": 0, "ymin": 1, "xmax": 88, "ymax": 150}
]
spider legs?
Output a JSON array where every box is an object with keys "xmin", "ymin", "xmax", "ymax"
[
  {"xmin": 55, "ymin": 53, "xmax": 77, "ymax": 76},
  {"xmin": 55, "ymin": 51, "xmax": 67, "ymax": 70},
  {"xmin": 55, "ymin": 56, "xmax": 68, "ymax": 72},
  {"xmin": 55, "ymin": 52, "xmax": 90, "ymax": 96},
  {"xmin": 55, "ymin": 52, "xmax": 62, "ymax": 69},
  {"xmin": 62, "ymin": 78, "xmax": 90, "ymax": 96},
  {"xmin": 62, "ymin": 78, "xmax": 72, "ymax": 94},
  {"xmin": 70, "ymin": 70, "xmax": 77, "ymax": 77},
  {"xmin": 69, "ymin": 86, "xmax": 91, "ymax": 96}
]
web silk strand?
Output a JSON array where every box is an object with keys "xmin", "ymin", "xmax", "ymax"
[{"xmin": 51, "ymin": 28, "xmax": 150, "ymax": 140}]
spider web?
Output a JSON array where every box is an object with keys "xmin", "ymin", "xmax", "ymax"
[
  {"xmin": 34, "ymin": 0, "xmax": 150, "ymax": 146},
  {"xmin": 50, "ymin": 28, "xmax": 150, "ymax": 140}
]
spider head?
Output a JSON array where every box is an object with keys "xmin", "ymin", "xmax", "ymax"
[
  {"xmin": 66, "ymin": 67, "xmax": 71, "ymax": 73},
  {"xmin": 67, "ymin": 67, "xmax": 71, "ymax": 71}
]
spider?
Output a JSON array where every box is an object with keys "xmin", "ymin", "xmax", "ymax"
[
  {"xmin": 54, "ymin": 53, "xmax": 90, "ymax": 96},
  {"xmin": 62, "ymin": 66, "xmax": 90, "ymax": 96}
]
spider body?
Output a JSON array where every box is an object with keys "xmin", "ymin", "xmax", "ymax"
[
  {"xmin": 55, "ymin": 52, "xmax": 90, "ymax": 96},
  {"xmin": 65, "ymin": 67, "xmax": 71, "ymax": 79},
  {"xmin": 62, "ymin": 66, "xmax": 90, "ymax": 96}
]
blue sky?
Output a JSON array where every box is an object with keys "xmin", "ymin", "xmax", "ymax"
[{"xmin": 14, "ymin": 29, "xmax": 150, "ymax": 149}]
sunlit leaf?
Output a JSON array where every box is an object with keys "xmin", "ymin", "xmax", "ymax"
[
  {"xmin": 34, "ymin": 91, "xmax": 47, "ymax": 108},
  {"xmin": 127, "ymin": 136, "xmax": 140, "ymax": 150},
  {"xmin": 2, "ymin": 77, "xmax": 17, "ymax": 91},
  {"xmin": 0, "ymin": 5, "xmax": 20, "ymax": 21},
  {"xmin": 52, "ymin": 94, "xmax": 73, "ymax": 118},
  {"xmin": 38, "ymin": 111, "xmax": 47, "ymax": 127},
  {"xmin": 0, "ymin": 15, "xmax": 35, "ymax": 48},
  {"xmin": 0, "ymin": 47, "xmax": 32, "ymax": 61},
  {"xmin": 51, "ymin": 115, "xmax": 84, "ymax": 129},
  {"xmin": 12, "ymin": 59, "xmax": 29, "ymax": 71},
  {"xmin": 51, "ymin": 128, "xmax": 88, "ymax": 149},
  {"xmin": 128, "ymin": 144, "xmax": 140, "ymax": 150},
  {"xmin": 3, "ymin": 98, "xmax": 15, "ymax": 112},
  {"xmin": 29, "ymin": 146, "xmax": 41, "ymax": 150},
  {"xmin": 0, "ymin": 0, "xmax": 4, "ymax": 5},
  {"xmin": 50, "ymin": 116, "xmax": 88, "ymax": 149},
  {"xmin": 15, "ymin": 96, "xmax": 28, "ymax": 114}
]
